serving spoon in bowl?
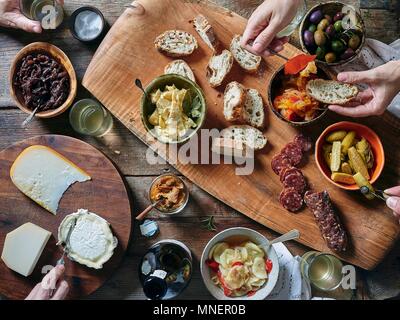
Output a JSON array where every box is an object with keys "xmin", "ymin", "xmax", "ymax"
[{"xmin": 262, "ymin": 229, "xmax": 300, "ymax": 252}]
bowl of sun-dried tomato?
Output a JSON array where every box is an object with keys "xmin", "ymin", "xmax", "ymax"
[{"xmin": 9, "ymin": 42, "xmax": 77, "ymax": 118}]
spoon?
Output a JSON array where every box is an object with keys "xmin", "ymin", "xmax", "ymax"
[
  {"xmin": 134, "ymin": 78, "xmax": 150, "ymax": 101},
  {"xmin": 135, "ymin": 199, "xmax": 163, "ymax": 221},
  {"xmin": 262, "ymin": 229, "xmax": 300, "ymax": 251},
  {"xmin": 269, "ymin": 49, "xmax": 289, "ymax": 61},
  {"xmin": 21, "ymin": 106, "xmax": 39, "ymax": 127}
]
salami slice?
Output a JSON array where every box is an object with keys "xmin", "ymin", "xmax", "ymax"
[
  {"xmin": 271, "ymin": 153, "xmax": 291, "ymax": 175},
  {"xmin": 294, "ymin": 134, "xmax": 313, "ymax": 152},
  {"xmin": 279, "ymin": 166, "xmax": 303, "ymax": 183},
  {"xmin": 283, "ymin": 173, "xmax": 307, "ymax": 194},
  {"xmin": 281, "ymin": 142, "xmax": 303, "ymax": 166},
  {"xmin": 279, "ymin": 187, "xmax": 303, "ymax": 212}
]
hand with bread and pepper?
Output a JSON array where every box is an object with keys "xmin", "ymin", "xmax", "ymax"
[{"xmin": 0, "ymin": 0, "xmax": 64, "ymax": 33}]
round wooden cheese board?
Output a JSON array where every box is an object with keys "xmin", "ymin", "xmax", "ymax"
[{"xmin": 0, "ymin": 135, "xmax": 132, "ymax": 299}]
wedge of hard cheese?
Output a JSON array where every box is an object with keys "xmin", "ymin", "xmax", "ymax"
[
  {"xmin": 1, "ymin": 223, "xmax": 51, "ymax": 277},
  {"xmin": 10, "ymin": 145, "xmax": 91, "ymax": 215}
]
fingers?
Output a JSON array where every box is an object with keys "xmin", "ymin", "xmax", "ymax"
[
  {"xmin": 337, "ymin": 70, "xmax": 374, "ymax": 84},
  {"xmin": 242, "ymin": 10, "xmax": 270, "ymax": 49},
  {"xmin": 10, "ymin": 15, "xmax": 42, "ymax": 33},
  {"xmin": 328, "ymin": 104, "xmax": 375, "ymax": 117},
  {"xmin": 252, "ymin": 20, "xmax": 281, "ymax": 55},
  {"xmin": 25, "ymin": 283, "xmax": 41, "ymax": 300},
  {"xmin": 51, "ymin": 280, "xmax": 69, "ymax": 300},
  {"xmin": 41, "ymin": 265, "xmax": 65, "ymax": 291},
  {"xmin": 386, "ymin": 197, "xmax": 400, "ymax": 220},
  {"xmin": 385, "ymin": 186, "xmax": 400, "ymax": 196}
]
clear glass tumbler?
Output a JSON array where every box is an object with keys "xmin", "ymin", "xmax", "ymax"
[
  {"xmin": 20, "ymin": 0, "xmax": 64, "ymax": 29},
  {"xmin": 276, "ymin": 0, "xmax": 307, "ymax": 38}
]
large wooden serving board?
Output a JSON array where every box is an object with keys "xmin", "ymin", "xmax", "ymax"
[
  {"xmin": 0, "ymin": 135, "xmax": 132, "ymax": 299},
  {"xmin": 82, "ymin": 0, "xmax": 400, "ymax": 270}
]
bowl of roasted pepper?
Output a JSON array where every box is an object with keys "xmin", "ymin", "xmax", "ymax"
[
  {"xmin": 315, "ymin": 121, "xmax": 385, "ymax": 192},
  {"xmin": 268, "ymin": 54, "xmax": 331, "ymax": 126}
]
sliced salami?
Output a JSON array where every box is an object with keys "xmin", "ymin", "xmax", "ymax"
[
  {"xmin": 294, "ymin": 134, "xmax": 313, "ymax": 152},
  {"xmin": 279, "ymin": 166, "xmax": 303, "ymax": 183},
  {"xmin": 283, "ymin": 173, "xmax": 307, "ymax": 194},
  {"xmin": 271, "ymin": 153, "xmax": 291, "ymax": 175},
  {"xmin": 279, "ymin": 187, "xmax": 303, "ymax": 212},
  {"xmin": 281, "ymin": 142, "xmax": 303, "ymax": 166}
]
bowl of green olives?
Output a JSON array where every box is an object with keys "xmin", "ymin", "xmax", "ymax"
[{"xmin": 299, "ymin": 1, "xmax": 365, "ymax": 66}]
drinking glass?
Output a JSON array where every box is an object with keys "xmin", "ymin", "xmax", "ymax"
[
  {"xmin": 20, "ymin": 0, "xmax": 64, "ymax": 29},
  {"xmin": 276, "ymin": 0, "xmax": 307, "ymax": 38}
]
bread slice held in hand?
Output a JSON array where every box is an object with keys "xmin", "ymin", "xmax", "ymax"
[
  {"xmin": 207, "ymin": 50, "xmax": 233, "ymax": 87},
  {"xmin": 164, "ymin": 60, "xmax": 196, "ymax": 83},
  {"xmin": 193, "ymin": 14, "xmax": 219, "ymax": 51},
  {"xmin": 306, "ymin": 79, "xmax": 359, "ymax": 105},
  {"xmin": 230, "ymin": 35, "xmax": 262, "ymax": 73},
  {"xmin": 155, "ymin": 30, "xmax": 198, "ymax": 57},
  {"xmin": 243, "ymin": 88, "xmax": 264, "ymax": 129},
  {"xmin": 223, "ymin": 81, "xmax": 246, "ymax": 122}
]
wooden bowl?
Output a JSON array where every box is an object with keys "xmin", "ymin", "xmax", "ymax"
[
  {"xmin": 9, "ymin": 42, "xmax": 77, "ymax": 118},
  {"xmin": 315, "ymin": 121, "xmax": 385, "ymax": 191},
  {"xmin": 299, "ymin": 1, "xmax": 366, "ymax": 66},
  {"xmin": 268, "ymin": 63, "xmax": 331, "ymax": 127}
]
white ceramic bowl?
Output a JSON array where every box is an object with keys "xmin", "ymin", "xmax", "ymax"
[{"xmin": 200, "ymin": 227, "xmax": 280, "ymax": 300}]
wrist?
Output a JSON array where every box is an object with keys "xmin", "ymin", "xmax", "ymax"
[{"xmin": 389, "ymin": 60, "xmax": 400, "ymax": 90}]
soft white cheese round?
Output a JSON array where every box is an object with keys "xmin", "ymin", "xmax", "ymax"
[{"xmin": 57, "ymin": 209, "xmax": 118, "ymax": 269}]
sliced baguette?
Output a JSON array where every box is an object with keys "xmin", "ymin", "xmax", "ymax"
[
  {"xmin": 243, "ymin": 88, "xmax": 264, "ymax": 129},
  {"xmin": 206, "ymin": 50, "xmax": 233, "ymax": 88},
  {"xmin": 306, "ymin": 79, "xmax": 359, "ymax": 105},
  {"xmin": 193, "ymin": 14, "xmax": 219, "ymax": 51},
  {"xmin": 211, "ymin": 137, "xmax": 254, "ymax": 159},
  {"xmin": 230, "ymin": 35, "xmax": 262, "ymax": 73},
  {"xmin": 220, "ymin": 125, "xmax": 267, "ymax": 151},
  {"xmin": 154, "ymin": 30, "xmax": 198, "ymax": 57},
  {"xmin": 223, "ymin": 81, "xmax": 246, "ymax": 122},
  {"xmin": 164, "ymin": 60, "xmax": 196, "ymax": 83}
]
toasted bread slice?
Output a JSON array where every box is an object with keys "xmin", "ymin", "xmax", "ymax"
[
  {"xmin": 306, "ymin": 79, "xmax": 359, "ymax": 105},
  {"xmin": 230, "ymin": 35, "xmax": 262, "ymax": 73},
  {"xmin": 193, "ymin": 14, "xmax": 219, "ymax": 51},
  {"xmin": 164, "ymin": 60, "xmax": 196, "ymax": 83},
  {"xmin": 155, "ymin": 30, "xmax": 198, "ymax": 57},
  {"xmin": 243, "ymin": 88, "xmax": 264, "ymax": 129},
  {"xmin": 207, "ymin": 50, "xmax": 233, "ymax": 88},
  {"xmin": 224, "ymin": 81, "xmax": 246, "ymax": 122},
  {"xmin": 220, "ymin": 125, "xmax": 267, "ymax": 150}
]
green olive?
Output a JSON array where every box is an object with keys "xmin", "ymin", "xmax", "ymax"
[
  {"xmin": 334, "ymin": 20, "xmax": 343, "ymax": 32},
  {"xmin": 308, "ymin": 24, "xmax": 317, "ymax": 33},
  {"xmin": 314, "ymin": 30, "xmax": 326, "ymax": 46},
  {"xmin": 317, "ymin": 18, "xmax": 330, "ymax": 31},
  {"xmin": 325, "ymin": 52, "xmax": 337, "ymax": 63},
  {"xmin": 315, "ymin": 46, "xmax": 326, "ymax": 60},
  {"xmin": 349, "ymin": 34, "xmax": 361, "ymax": 50},
  {"xmin": 331, "ymin": 40, "xmax": 345, "ymax": 53}
]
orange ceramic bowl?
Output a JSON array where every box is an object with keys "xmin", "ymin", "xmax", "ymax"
[{"xmin": 315, "ymin": 121, "xmax": 385, "ymax": 191}]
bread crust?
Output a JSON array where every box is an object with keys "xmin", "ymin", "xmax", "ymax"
[
  {"xmin": 206, "ymin": 50, "xmax": 233, "ymax": 88},
  {"xmin": 230, "ymin": 35, "xmax": 261, "ymax": 73},
  {"xmin": 306, "ymin": 79, "xmax": 359, "ymax": 105},
  {"xmin": 154, "ymin": 30, "xmax": 198, "ymax": 57},
  {"xmin": 223, "ymin": 81, "xmax": 247, "ymax": 122}
]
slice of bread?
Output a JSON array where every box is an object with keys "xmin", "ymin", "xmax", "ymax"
[
  {"xmin": 223, "ymin": 81, "xmax": 246, "ymax": 122},
  {"xmin": 211, "ymin": 137, "xmax": 254, "ymax": 158},
  {"xmin": 306, "ymin": 79, "xmax": 359, "ymax": 105},
  {"xmin": 193, "ymin": 14, "xmax": 219, "ymax": 51},
  {"xmin": 164, "ymin": 60, "xmax": 196, "ymax": 83},
  {"xmin": 230, "ymin": 35, "xmax": 262, "ymax": 73},
  {"xmin": 220, "ymin": 125, "xmax": 267, "ymax": 150},
  {"xmin": 243, "ymin": 88, "xmax": 264, "ymax": 129},
  {"xmin": 154, "ymin": 30, "xmax": 198, "ymax": 57},
  {"xmin": 207, "ymin": 50, "xmax": 233, "ymax": 88}
]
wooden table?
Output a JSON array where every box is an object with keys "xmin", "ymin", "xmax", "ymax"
[{"xmin": 0, "ymin": 0, "xmax": 399, "ymax": 300}]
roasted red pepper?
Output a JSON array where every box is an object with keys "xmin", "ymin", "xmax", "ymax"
[
  {"xmin": 217, "ymin": 271, "xmax": 232, "ymax": 297},
  {"xmin": 265, "ymin": 259, "xmax": 273, "ymax": 273},
  {"xmin": 232, "ymin": 261, "xmax": 244, "ymax": 267},
  {"xmin": 206, "ymin": 259, "xmax": 219, "ymax": 273},
  {"xmin": 247, "ymin": 290, "xmax": 256, "ymax": 297},
  {"xmin": 284, "ymin": 54, "xmax": 317, "ymax": 75}
]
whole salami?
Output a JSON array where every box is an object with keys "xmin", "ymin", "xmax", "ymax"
[
  {"xmin": 304, "ymin": 190, "xmax": 348, "ymax": 252},
  {"xmin": 279, "ymin": 188, "xmax": 304, "ymax": 212}
]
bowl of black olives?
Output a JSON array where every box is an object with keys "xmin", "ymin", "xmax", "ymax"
[{"xmin": 299, "ymin": 1, "xmax": 365, "ymax": 66}]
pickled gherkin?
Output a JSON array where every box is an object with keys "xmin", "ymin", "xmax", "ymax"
[
  {"xmin": 354, "ymin": 172, "xmax": 375, "ymax": 200},
  {"xmin": 330, "ymin": 141, "xmax": 342, "ymax": 172},
  {"xmin": 348, "ymin": 147, "xmax": 370, "ymax": 180},
  {"xmin": 331, "ymin": 172, "xmax": 355, "ymax": 185},
  {"xmin": 341, "ymin": 162, "xmax": 353, "ymax": 174},
  {"xmin": 341, "ymin": 131, "xmax": 356, "ymax": 155},
  {"xmin": 356, "ymin": 138, "xmax": 374, "ymax": 169},
  {"xmin": 326, "ymin": 130, "xmax": 347, "ymax": 142},
  {"xmin": 323, "ymin": 144, "xmax": 332, "ymax": 167}
]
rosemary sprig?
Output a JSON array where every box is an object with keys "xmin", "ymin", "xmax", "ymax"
[{"xmin": 201, "ymin": 216, "xmax": 217, "ymax": 232}]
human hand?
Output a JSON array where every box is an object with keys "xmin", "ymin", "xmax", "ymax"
[
  {"xmin": 385, "ymin": 186, "xmax": 400, "ymax": 224},
  {"xmin": 25, "ymin": 264, "xmax": 69, "ymax": 300},
  {"xmin": 0, "ymin": 0, "xmax": 64, "ymax": 33},
  {"xmin": 241, "ymin": 0, "xmax": 302, "ymax": 57},
  {"xmin": 328, "ymin": 61, "xmax": 400, "ymax": 117}
]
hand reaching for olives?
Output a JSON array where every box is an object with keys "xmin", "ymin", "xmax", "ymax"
[
  {"xmin": 329, "ymin": 61, "xmax": 400, "ymax": 117},
  {"xmin": 241, "ymin": 0, "xmax": 302, "ymax": 57},
  {"xmin": 0, "ymin": 0, "xmax": 64, "ymax": 33}
]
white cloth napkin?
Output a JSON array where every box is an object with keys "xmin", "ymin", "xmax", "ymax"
[{"xmin": 333, "ymin": 38, "xmax": 400, "ymax": 118}]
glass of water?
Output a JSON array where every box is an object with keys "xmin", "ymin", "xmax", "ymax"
[
  {"xmin": 20, "ymin": 0, "xmax": 64, "ymax": 29},
  {"xmin": 276, "ymin": 0, "xmax": 307, "ymax": 38},
  {"xmin": 69, "ymin": 99, "xmax": 113, "ymax": 137},
  {"xmin": 300, "ymin": 251, "xmax": 344, "ymax": 291}
]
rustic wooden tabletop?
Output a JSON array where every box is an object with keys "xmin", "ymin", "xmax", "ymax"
[{"xmin": 0, "ymin": 0, "xmax": 399, "ymax": 300}]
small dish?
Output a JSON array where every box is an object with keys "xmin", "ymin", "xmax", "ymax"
[
  {"xmin": 200, "ymin": 227, "xmax": 280, "ymax": 300},
  {"xmin": 9, "ymin": 42, "xmax": 77, "ymax": 118},
  {"xmin": 268, "ymin": 63, "xmax": 331, "ymax": 127},
  {"xmin": 140, "ymin": 74, "xmax": 206, "ymax": 144},
  {"xmin": 315, "ymin": 121, "xmax": 385, "ymax": 190}
]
